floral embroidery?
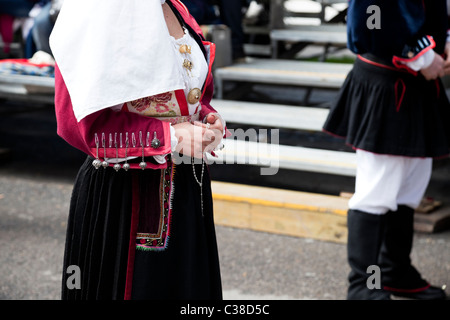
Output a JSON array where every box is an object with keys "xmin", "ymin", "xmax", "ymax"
[
  {"xmin": 150, "ymin": 92, "xmax": 173, "ymax": 103},
  {"xmin": 130, "ymin": 97, "xmax": 152, "ymax": 112},
  {"xmin": 155, "ymin": 103, "xmax": 171, "ymax": 114},
  {"xmin": 127, "ymin": 91, "xmax": 182, "ymax": 117}
]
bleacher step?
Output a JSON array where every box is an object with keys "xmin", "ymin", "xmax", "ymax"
[
  {"xmin": 207, "ymin": 139, "xmax": 357, "ymax": 177},
  {"xmin": 211, "ymin": 99, "xmax": 328, "ymax": 131},
  {"xmin": 271, "ymin": 26, "xmax": 347, "ymax": 45},
  {"xmin": 211, "ymin": 181, "xmax": 349, "ymax": 244},
  {"xmin": 214, "ymin": 58, "xmax": 352, "ymax": 99}
]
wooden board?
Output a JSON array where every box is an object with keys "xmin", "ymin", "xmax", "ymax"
[
  {"xmin": 414, "ymin": 207, "xmax": 450, "ymax": 233},
  {"xmin": 211, "ymin": 181, "xmax": 349, "ymax": 243}
]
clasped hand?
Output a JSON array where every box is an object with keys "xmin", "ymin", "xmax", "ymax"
[
  {"xmin": 422, "ymin": 44, "xmax": 450, "ymax": 80},
  {"xmin": 173, "ymin": 114, "xmax": 224, "ymax": 159}
]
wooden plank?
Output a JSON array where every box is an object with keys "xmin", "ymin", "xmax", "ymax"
[
  {"xmin": 414, "ymin": 207, "xmax": 450, "ymax": 233},
  {"xmin": 211, "ymin": 181, "xmax": 348, "ymax": 243},
  {"xmin": 211, "ymin": 99, "xmax": 328, "ymax": 132}
]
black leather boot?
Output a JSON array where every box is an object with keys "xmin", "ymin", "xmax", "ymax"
[
  {"xmin": 379, "ymin": 205, "xmax": 447, "ymax": 300},
  {"xmin": 347, "ymin": 209, "xmax": 391, "ymax": 300}
]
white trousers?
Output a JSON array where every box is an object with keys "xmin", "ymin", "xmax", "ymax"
[{"xmin": 349, "ymin": 150, "xmax": 433, "ymax": 215}]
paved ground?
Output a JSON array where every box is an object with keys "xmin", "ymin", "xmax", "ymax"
[{"xmin": 0, "ymin": 158, "xmax": 449, "ymax": 301}]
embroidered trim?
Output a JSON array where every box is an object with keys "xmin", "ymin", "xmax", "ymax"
[
  {"xmin": 173, "ymin": 0, "xmax": 189, "ymax": 14},
  {"xmin": 384, "ymin": 283, "xmax": 431, "ymax": 293},
  {"xmin": 357, "ymin": 55, "xmax": 400, "ymax": 72},
  {"xmin": 392, "ymin": 35, "xmax": 436, "ymax": 76},
  {"xmin": 136, "ymin": 162, "xmax": 176, "ymax": 251},
  {"xmin": 154, "ymin": 112, "xmax": 200, "ymax": 125}
]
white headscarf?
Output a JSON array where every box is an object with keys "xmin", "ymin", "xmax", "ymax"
[{"xmin": 50, "ymin": 0, "xmax": 184, "ymax": 122}]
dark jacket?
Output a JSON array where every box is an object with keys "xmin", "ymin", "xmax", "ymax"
[{"xmin": 347, "ymin": 0, "xmax": 448, "ymax": 64}]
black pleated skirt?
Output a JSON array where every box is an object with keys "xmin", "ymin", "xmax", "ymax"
[
  {"xmin": 323, "ymin": 55, "xmax": 450, "ymax": 158},
  {"xmin": 61, "ymin": 156, "xmax": 222, "ymax": 300}
]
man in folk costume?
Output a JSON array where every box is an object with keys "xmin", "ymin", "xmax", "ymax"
[
  {"xmin": 323, "ymin": 0, "xmax": 450, "ymax": 300},
  {"xmin": 50, "ymin": 0, "xmax": 227, "ymax": 299}
]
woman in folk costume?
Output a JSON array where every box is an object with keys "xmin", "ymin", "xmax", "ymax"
[
  {"xmin": 50, "ymin": 0, "xmax": 227, "ymax": 299},
  {"xmin": 323, "ymin": 0, "xmax": 450, "ymax": 300}
]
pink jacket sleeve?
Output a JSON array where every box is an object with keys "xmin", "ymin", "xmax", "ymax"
[{"xmin": 54, "ymin": 64, "xmax": 172, "ymax": 170}]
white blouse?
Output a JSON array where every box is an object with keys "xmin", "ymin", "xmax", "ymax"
[
  {"xmin": 171, "ymin": 27, "xmax": 209, "ymax": 115},
  {"xmin": 155, "ymin": 28, "xmax": 210, "ymax": 164}
]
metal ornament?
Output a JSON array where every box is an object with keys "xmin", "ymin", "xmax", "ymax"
[
  {"xmin": 92, "ymin": 159, "xmax": 102, "ymax": 169},
  {"xmin": 151, "ymin": 132, "xmax": 161, "ymax": 149},
  {"xmin": 113, "ymin": 133, "xmax": 121, "ymax": 172},
  {"xmin": 139, "ymin": 131, "xmax": 147, "ymax": 170},
  {"xmin": 123, "ymin": 133, "xmax": 130, "ymax": 171},
  {"xmin": 179, "ymin": 44, "xmax": 191, "ymax": 54},
  {"xmin": 183, "ymin": 59, "xmax": 193, "ymax": 71},
  {"xmin": 92, "ymin": 133, "xmax": 102, "ymax": 169},
  {"xmin": 139, "ymin": 161, "xmax": 147, "ymax": 170},
  {"xmin": 187, "ymin": 88, "xmax": 201, "ymax": 104},
  {"xmin": 101, "ymin": 133, "xmax": 109, "ymax": 168}
]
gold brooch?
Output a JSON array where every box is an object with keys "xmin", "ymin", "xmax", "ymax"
[
  {"xmin": 183, "ymin": 59, "xmax": 193, "ymax": 71},
  {"xmin": 187, "ymin": 88, "xmax": 201, "ymax": 104},
  {"xmin": 179, "ymin": 44, "xmax": 191, "ymax": 54}
]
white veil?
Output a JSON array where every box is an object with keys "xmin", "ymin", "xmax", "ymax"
[{"xmin": 50, "ymin": 0, "xmax": 185, "ymax": 122}]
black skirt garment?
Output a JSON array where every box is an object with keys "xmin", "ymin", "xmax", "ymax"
[
  {"xmin": 61, "ymin": 156, "xmax": 222, "ymax": 300},
  {"xmin": 323, "ymin": 55, "xmax": 450, "ymax": 158}
]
